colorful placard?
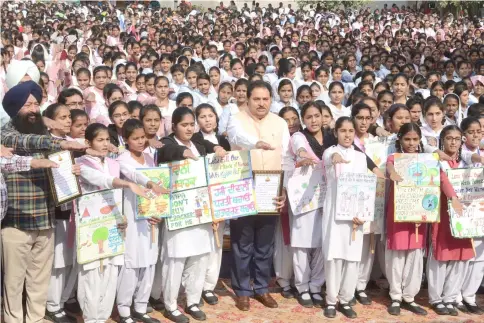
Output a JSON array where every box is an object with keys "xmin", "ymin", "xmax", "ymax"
[
  {"xmin": 365, "ymin": 137, "xmax": 395, "ymax": 233},
  {"xmin": 135, "ymin": 167, "xmax": 171, "ymax": 219},
  {"xmin": 394, "ymin": 153, "xmax": 441, "ymax": 223},
  {"xmin": 447, "ymin": 167, "xmax": 484, "ymax": 238},
  {"xmin": 287, "ymin": 162, "xmax": 326, "ymax": 216},
  {"xmin": 335, "ymin": 172, "xmax": 377, "ymax": 221},
  {"xmin": 205, "ymin": 151, "xmax": 252, "ymax": 185},
  {"xmin": 76, "ymin": 189, "xmax": 125, "ymax": 264},
  {"xmin": 170, "ymin": 158, "xmax": 207, "ymax": 192},
  {"xmin": 209, "ymin": 178, "xmax": 257, "ymax": 222},
  {"xmin": 166, "ymin": 187, "xmax": 213, "ymax": 231}
]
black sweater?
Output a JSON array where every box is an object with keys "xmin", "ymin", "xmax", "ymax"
[{"xmin": 156, "ymin": 133, "xmax": 220, "ymax": 164}]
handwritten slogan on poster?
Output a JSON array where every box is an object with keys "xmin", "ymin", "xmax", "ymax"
[
  {"xmin": 76, "ymin": 189, "xmax": 125, "ymax": 264},
  {"xmin": 447, "ymin": 168, "xmax": 484, "ymax": 238},
  {"xmin": 335, "ymin": 172, "xmax": 377, "ymax": 221},
  {"xmin": 205, "ymin": 151, "xmax": 252, "ymax": 185},
  {"xmin": 394, "ymin": 153, "xmax": 441, "ymax": 223},
  {"xmin": 287, "ymin": 162, "xmax": 326, "ymax": 216},
  {"xmin": 136, "ymin": 167, "xmax": 171, "ymax": 219},
  {"xmin": 365, "ymin": 137, "xmax": 395, "ymax": 233},
  {"xmin": 170, "ymin": 158, "xmax": 207, "ymax": 191},
  {"xmin": 209, "ymin": 178, "xmax": 257, "ymax": 222}
]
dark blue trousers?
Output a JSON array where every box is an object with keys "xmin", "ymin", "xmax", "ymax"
[{"xmin": 230, "ymin": 215, "xmax": 277, "ymax": 297}]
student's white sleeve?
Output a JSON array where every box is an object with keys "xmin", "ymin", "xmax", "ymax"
[
  {"xmin": 119, "ymin": 163, "xmax": 150, "ymax": 187},
  {"xmin": 218, "ymin": 107, "xmax": 231, "ymax": 135},
  {"xmin": 226, "ymin": 116, "xmax": 259, "ymax": 149},
  {"xmin": 80, "ymin": 165, "xmax": 115, "ymax": 190},
  {"xmin": 281, "ymin": 125, "xmax": 291, "ymax": 171},
  {"xmin": 422, "ymin": 136, "xmax": 438, "ymax": 153},
  {"xmin": 461, "ymin": 150, "xmax": 474, "ymax": 166}
]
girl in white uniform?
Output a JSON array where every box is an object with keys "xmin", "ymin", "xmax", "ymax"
[
  {"xmin": 76, "ymin": 123, "xmax": 154, "ymax": 323},
  {"xmin": 322, "ymin": 117, "xmax": 368, "ymax": 319},
  {"xmin": 270, "ymin": 79, "xmax": 298, "ymax": 114},
  {"xmin": 284, "ymin": 102, "xmax": 326, "ymax": 308},
  {"xmin": 157, "ymin": 107, "xmax": 227, "ymax": 323},
  {"xmin": 456, "ymin": 117, "xmax": 484, "ymax": 314},
  {"xmin": 194, "ymin": 104, "xmax": 231, "ymax": 306},
  {"xmin": 44, "ymin": 104, "xmax": 78, "ymax": 321},
  {"xmin": 154, "ymin": 76, "xmax": 177, "ymax": 137},
  {"xmin": 327, "ymin": 82, "xmax": 351, "ymax": 121},
  {"xmin": 420, "ymin": 97, "xmax": 446, "ymax": 148},
  {"xmin": 116, "ymin": 119, "xmax": 166, "ymax": 323}
]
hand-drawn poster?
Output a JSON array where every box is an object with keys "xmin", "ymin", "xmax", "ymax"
[
  {"xmin": 394, "ymin": 153, "xmax": 441, "ymax": 223},
  {"xmin": 76, "ymin": 189, "xmax": 125, "ymax": 264},
  {"xmin": 287, "ymin": 162, "xmax": 326, "ymax": 216},
  {"xmin": 447, "ymin": 167, "xmax": 484, "ymax": 238},
  {"xmin": 170, "ymin": 158, "xmax": 207, "ymax": 192},
  {"xmin": 166, "ymin": 187, "xmax": 213, "ymax": 231},
  {"xmin": 135, "ymin": 167, "xmax": 171, "ymax": 219},
  {"xmin": 205, "ymin": 151, "xmax": 252, "ymax": 185},
  {"xmin": 365, "ymin": 137, "xmax": 395, "ymax": 233},
  {"xmin": 209, "ymin": 178, "xmax": 257, "ymax": 222},
  {"xmin": 335, "ymin": 172, "xmax": 377, "ymax": 221}
]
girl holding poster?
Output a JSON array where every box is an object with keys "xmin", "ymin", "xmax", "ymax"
[
  {"xmin": 321, "ymin": 117, "xmax": 368, "ymax": 319},
  {"xmin": 116, "ymin": 119, "xmax": 167, "ymax": 323},
  {"xmin": 427, "ymin": 125, "xmax": 471, "ymax": 316},
  {"xmin": 385, "ymin": 123, "xmax": 461, "ymax": 317},
  {"xmin": 284, "ymin": 101, "xmax": 326, "ymax": 308},
  {"xmin": 194, "ymin": 103, "xmax": 231, "ymax": 305},
  {"xmin": 455, "ymin": 117, "xmax": 484, "ymax": 314},
  {"xmin": 76, "ymin": 123, "xmax": 156, "ymax": 323},
  {"xmin": 156, "ymin": 107, "xmax": 227, "ymax": 323}
]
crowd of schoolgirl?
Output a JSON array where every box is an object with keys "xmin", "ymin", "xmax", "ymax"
[{"xmin": 1, "ymin": 1, "xmax": 484, "ymax": 323}]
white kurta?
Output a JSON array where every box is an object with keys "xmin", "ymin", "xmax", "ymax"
[{"xmin": 322, "ymin": 145, "xmax": 366, "ymax": 262}]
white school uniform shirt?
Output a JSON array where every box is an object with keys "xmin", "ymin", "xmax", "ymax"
[
  {"xmin": 117, "ymin": 151, "xmax": 158, "ymax": 268},
  {"xmin": 162, "ymin": 138, "xmax": 214, "ymax": 258},
  {"xmin": 201, "ymin": 131, "xmax": 218, "ymax": 145},
  {"xmin": 270, "ymin": 99, "xmax": 298, "ymax": 115},
  {"xmin": 322, "ymin": 144, "xmax": 367, "ymax": 262},
  {"xmin": 420, "ymin": 124, "xmax": 444, "ymax": 148},
  {"xmin": 77, "ymin": 156, "xmax": 124, "ymax": 270},
  {"xmin": 327, "ymin": 102, "xmax": 351, "ymax": 121},
  {"xmin": 207, "ymin": 99, "xmax": 226, "ymax": 117},
  {"xmin": 284, "ymin": 133, "xmax": 323, "ymax": 248},
  {"xmin": 218, "ymin": 103, "xmax": 240, "ymax": 135},
  {"xmin": 461, "ymin": 145, "xmax": 484, "ymax": 261}
]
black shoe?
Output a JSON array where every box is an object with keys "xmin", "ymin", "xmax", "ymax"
[
  {"xmin": 146, "ymin": 303, "xmax": 153, "ymax": 313},
  {"xmin": 164, "ymin": 310, "xmax": 190, "ymax": 323},
  {"xmin": 44, "ymin": 309, "xmax": 76, "ymax": 323},
  {"xmin": 280, "ymin": 286, "xmax": 296, "ymax": 299},
  {"xmin": 149, "ymin": 297, "xmax": 165, "ymax": 312},
  {"xmin": 387, "ymin": 300, "xmax": 401, "ymax": 316},
  {"xmin": 463, "ymin": 301, "xmax": 484, "ymax": 314},
  {"xmin": 132, "ymin": 311, "xmax": 160, "ymax": 323},
  {"xmin": 185, "ymin": 304, "xmax": 206, "ymax": 321},
  {"xmin": 348, "ymin": 297, "xmax": 356, "ymax": 306},
  {"xmin": 64, "ymin": 300, "xmax": 82, "ymax": 315},
  {"xmin": 119, "ymin": 316, "xmax": 135, "ymax": 323},
  {"xmin": 202, "ymin": 290, "xmax": 218, "ymax": 305},
  {"xmin": 338, "ymin": 303, "xmax": 357, "ymax": 318},
  {"xmin": 432, "ymin": 302, "xmax": 449, "ymax": 315},
  {"xmin": 355, "ymin": 290, "xmax": 372, "ymax": 305},
  {"xmin": 456, "ymin": 302, "xmax": 469, "ymax": 313},
  {"xmin": 402, "ymin": 300, "xmax": 427, "ymax": 315},
  {"xmin": 297, "ymin": 292, "xmax": 313, "ymax": 308},
  {"xmin": 324, "ymin": 305, "xmax": 337, "ymax": 318},
  {"xmin": 311, "ymin": 293, "xmax": 324, "ymax": 307},
  {"xmin": 444, "ymin": 303, "xmax": 458, "ymax": 316}
]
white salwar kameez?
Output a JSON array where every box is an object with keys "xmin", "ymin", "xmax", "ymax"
[{"xmin": 322, "ymin": 145, "xmax": 366, "ymax": 305}]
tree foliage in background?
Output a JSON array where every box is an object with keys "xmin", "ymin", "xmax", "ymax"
[
  {"xmin": 435, "ymin": 0, "xmax": 483, "ymax": 17},
  {"xmin": 297, "ymin": 0, "xmax": 371, "ymax": 11}
]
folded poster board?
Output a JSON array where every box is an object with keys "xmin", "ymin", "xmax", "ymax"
[
  {"xmin": 364, "ymin": 137, "xmax": 395, "ymax": 233},
  {"xmin": 394, "ymin": 153, "xmax": 441, "ymax": 223},
  {"xmin": 447, "ymin": 167, "xmax": 484, "ymax": 238},
  {"xmin": 135, "ymin": 166, "xmax": 171, "ymax": 219},
  {"xmin": 48, "ymin": 151, "xmax": 82, "ymax": 205},
  {"xmin": 76, "ymin": 189, "xmax": 125, "ymax": 264},
  {"xmin": 335, "ymin": 172, "xmax": 377, "ymax": 221},
  {"xmin": 287, "ymin": 162, "xmax": 326, "ymax": 216}
]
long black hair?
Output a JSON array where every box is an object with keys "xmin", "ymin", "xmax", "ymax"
[
  {"xmin": 395, "ymin": 122, "xmax": 424, "ymax": 153},
  {"xmin": 439, "ymin": 125, "xmax": 463, "ymax": 162}
]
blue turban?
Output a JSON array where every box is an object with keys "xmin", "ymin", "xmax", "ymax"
[{"xmin": 2, "ymin": 81, "xmax": 43, "ymax": 118}]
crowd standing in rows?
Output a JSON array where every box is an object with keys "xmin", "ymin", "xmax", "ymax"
[{"xmin": 1, "ymin": 1, "xmax": 484, "ymax": 323}]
